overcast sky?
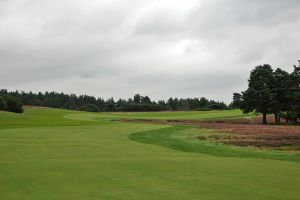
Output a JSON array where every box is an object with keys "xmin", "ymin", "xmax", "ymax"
[{"xmin": 0, "ymin": 0, "xmax": 299, "ymax": 103}]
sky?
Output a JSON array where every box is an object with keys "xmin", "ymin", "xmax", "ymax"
[{"xmin": 0, "ymin": 0, "xmax": 299, "ymax": 103}]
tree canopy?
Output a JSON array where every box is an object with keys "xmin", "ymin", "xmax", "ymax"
[
  {"xmin": 0, "ymin": 89, "xmax": 228, "ymax": 113},
  {"xmin": 0, "ymin": 95, "xmax": 23, "ymax": 113},
  {"xmin": 235, "ymin": 61, "xmax": 300, "ymax": 124}
]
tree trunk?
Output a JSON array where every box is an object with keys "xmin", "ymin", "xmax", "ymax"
[
  {"xmin": 262, "ymin": 112, "xmax": 267, "ymax": 124},
  {"xmin": 274, "ymin": 113, "xmax": 279, "ymax": 124},
  {"xmin": 293, "ymin": 117, "xmax": 297, "ymax": 124}
]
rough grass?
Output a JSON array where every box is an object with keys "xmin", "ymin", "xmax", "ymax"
[
  {"xmin": 129, "ymin": 126, "xmax": 300, "ymax": 162},
  {"xmin": 1, "ymin": 108, "xmax": 300, "ymax": 200}
]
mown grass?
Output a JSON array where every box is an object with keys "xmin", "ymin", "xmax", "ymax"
[
  {"xmin": 0, "ymin": 108, "xmax": 110, "ymax": 129},
  {"xmin": 0, "ymin": 108, "xmax": 252, "ymax": 129},
  {"xmin": 65, "ymin": 109, "xmax": 254, "ymax": 121},
  {"xmin": 0, "ymin": 108, "xmax": 300, "ymax": 200}
]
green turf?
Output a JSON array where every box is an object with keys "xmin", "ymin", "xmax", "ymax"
[
  {"xmin": 0, "ymin": 108, "xmax": 300, "ymax": 200},
  {"xmin": 65, "ymin": 109, "xmax": 254, "ymax": 121}
]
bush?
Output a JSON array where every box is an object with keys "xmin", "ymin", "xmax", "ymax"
[
  {"xmin": 279, "ymin": 111, "xmax": 299, "ymax": 124},
  {"xmin": 78, "ymin": 104, "xmax": 100, "ymax": 112},
  {"xmin": 4, "ymin": 96, "xmax": 24, "ymax": 113}
]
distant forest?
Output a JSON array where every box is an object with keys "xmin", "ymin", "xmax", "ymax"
[
  {"xmin": 0, "ymin": 90, "xmax": 227, "ymax": 113},
  {"xmin": 1, "ymin": 60, "xmax": 299, "ymax": 125}
]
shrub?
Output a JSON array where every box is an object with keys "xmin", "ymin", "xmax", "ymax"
[{"xmin": 4, "ymin": 96, "xmax": 24, "ymax": 113}]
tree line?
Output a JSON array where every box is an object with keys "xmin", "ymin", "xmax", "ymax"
[
  {"xmin": 3, "ymin": 61, "xmax": 298, "ymax": 120},
  {"xmin": 0, "ymin": 90, "xmax": 228, "ymax": 113},
  {"xmin": 232, "ymin": 61, "xmax": 300, "ymax": 124}
]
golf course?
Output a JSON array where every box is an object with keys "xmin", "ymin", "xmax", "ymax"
[{"xmin": 1, "ymin": 107, "xmax": 300, "ymax": 200}]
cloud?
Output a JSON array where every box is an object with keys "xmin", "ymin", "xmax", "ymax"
[{"xmin": 0, "ymin": 0, "xmax": 299, "ymax": 103}]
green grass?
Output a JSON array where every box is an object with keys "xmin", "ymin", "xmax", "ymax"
[
  {"xmin": 0, "ymin": 108, "xmax": 300, "ymax": 200},
  {"xmin": 65, "ymin": 109, "xmax": 254, "ymax": 121}
]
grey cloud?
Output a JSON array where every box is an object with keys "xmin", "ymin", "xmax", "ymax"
[{"xmin": 0, "ymin": 0, "xmax": 299, "ymax": 103}]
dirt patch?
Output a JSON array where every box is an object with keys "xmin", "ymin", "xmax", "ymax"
[
  {"xmin": 197, "ymin": 122, "xmax": 300, "ymax": 150},
  {"xmin": 117, "ymin": 118, "xmax": 300, "ymax": 151}
]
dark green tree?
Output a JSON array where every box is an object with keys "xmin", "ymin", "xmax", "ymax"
[
  {"xmin": 289, "ymin": 61, "xmax": 300, "ymax": 123},
  {"xmin": 230, "ymin": 93, "xmax": 242, "ymax": 108},
  {"xmin": 4, "ymin": 96, "xmax": 24, "ymax": 113},
  {"xmin": 116, "ymin": 98, "xmax": 127, "ymax": 111},
  {"xmin": 133, "ymin": 94, "xmax": 141, "ymax": 104},
  {"xmin": 199, "ymin": 97, "xmax": 209, "ymax": 108},
  {"xmin": 241, "ymin": 64, "xmax": 274, "ymax": 124},
  {"xmin": 167, "ymin": 97, "xmax": 179, "ymax": 110},
  {"xmin": 157, "ymin": 100, "xmax": 167, "ymax": 110},
  {"xmin": 141, "ymin": 96, "xmax": 151, "ymax": 104},
  {"xmin": 272, "ymin": 68, "xmax": 291, "ymax": 123},
  {"xmin": 105, "ymin": 98, "xmax": 116, "ymax": 112}
]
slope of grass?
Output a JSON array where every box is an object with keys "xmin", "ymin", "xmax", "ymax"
[
  {"xmin": 0, "ymin": 108, "xmax": 300, "ymax": 200},
  {"xmin": 65, "ymin": 109, "xmax": 254, "ymax": 121},
  {"xmin": 0, "ymin": 108, "xmax": 110, "ymax": 129}
]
